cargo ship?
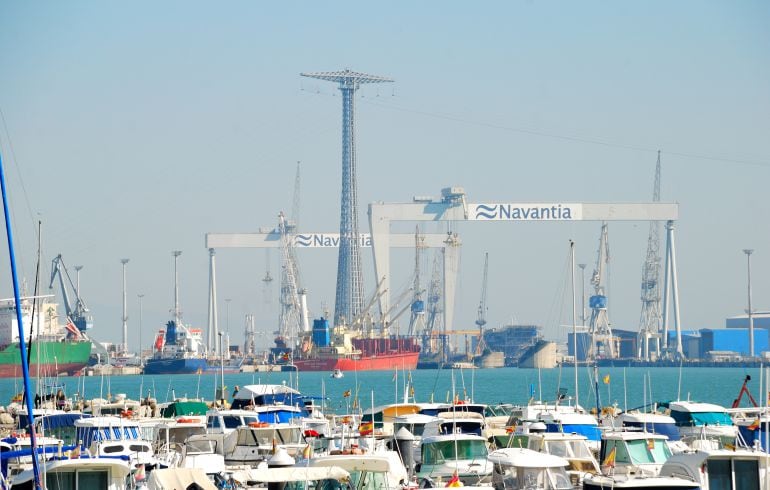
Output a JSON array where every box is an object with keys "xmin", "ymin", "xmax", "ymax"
[
  {"xmin": 143, "ymin": 320, "xmax": 208, "ymax": 375},
  {"xmin": 286, "ymin": 317, "xmax": 420, "ymax": 372},
  {"xmin": 0, "ymin": 296, "xmax": 92, "ymax": 377}
]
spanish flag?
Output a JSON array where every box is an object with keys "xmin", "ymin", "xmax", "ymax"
[
  {"xmin": 748, "ymin": 418, "xmax": 761, "ymax": 431},
  {"xmin": 359, "ymin": 422, "xmax": 374, "ymax": 436},
  {"xmin": 603, "ymin": 374, "xmax": 610, "ymax": 384},
  {"xmin": 445, "ymin": 472, "xmax": 461, "ymax": 487},
  {"xmin": 302, "ymin": 444, "xmax": 312, "ymax": 459},
  {"xmin": 343, "ymin": 389, "xmax": 351, "ymax": 398},
  {"xmin": 602, "ymin": 447, "xmax": 616, "ymax": 468}
]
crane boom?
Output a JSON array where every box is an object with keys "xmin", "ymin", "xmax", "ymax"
[{"xmin": 49, "ymin": 254, "xmax": 92, "ymax": 331}]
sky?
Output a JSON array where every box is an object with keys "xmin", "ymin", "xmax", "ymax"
[{"xmin": 0, "ymin": 1, "xmax": 768, "ymax": 353}]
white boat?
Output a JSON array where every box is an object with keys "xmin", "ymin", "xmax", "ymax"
[
  {"xmin": 417, "ymin": 433, "xmax": 493, "ymax": 486},
  {"xmin": 667, "ymin": 400, "xmax": 738, "ymax": 449},
  {"xmin": 597, "ymin": 430, "xmax": 673, "ymax": 477},
  {"xmin": 660, "ymin": 446, "xmax": 769, "ymax": 490},
  {"xmin": 330, "ymin": 368, "xmax": 344, "ymax": 378},
  {"xmin": 9, "ymin": 457, "xmax": 132, "ymax": 490},
  {"xmin": 488, "ymin": 447, "xmax": 574, "ymax": 490},
  {"xmin": 308, "ymin": 451, "xmax": 409, "ymax": 490}
]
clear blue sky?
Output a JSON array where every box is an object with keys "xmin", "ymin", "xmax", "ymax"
[{"xmin": 0, "ymin": 1, "xmax": 768, "ymax": 351}]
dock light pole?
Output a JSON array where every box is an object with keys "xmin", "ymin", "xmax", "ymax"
[
  {"xmin": 218, "ymin": 332, "xmax": 226, "ymax": 406},
  {"xmin": 121, "ymin": 259, "xmax": 129, "ymax": 355},
  {"xmin": 74, "ymin": 265, "xmax": 83, "ymax": 302},
  {"xmin": 744, "ymin": 249, "xmax": 755, "ymax": 358},
  {"xmin": 578, "ymin": 264, "xmax": 587, "ymax": 325},
  {"xmin": 138, "ymin": 294, "xmax": 145, "ymax": 364}
]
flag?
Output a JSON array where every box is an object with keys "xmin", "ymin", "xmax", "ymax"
[
  {"xmin": 748, "ymin": 418, "xmax": 760, "ymax": 430},
  {"xmin": 359, "ymin": 422, "xmax": 374, "ymax": 436},
  {"xmin": 281, "ymin": 352, "xmax": 290, "ymax": 361},
  {"xmin": 302, "ymin": 444, "xmax": 312, "ymax": 459},
  {"xmin": 602, "ymin": 447, "xmax": 616, "ymax": 468},
  {"xmin": 343, "ymin": 389, "xmax": 351, "ymax": 398},
  {"xmin": 64, "ymin": 317, "xmax": 80, "ymax": 338},
  {"xmin": 646, "ymin": 439, "xmax": 655, "ymax": 450},
  {"xmin": 603, "ymin": 374, "xmax": 610, "ymax": 384},
  {"xmin": 134, "ymin": 463, "xmax": 146, "ymax": 482},
  {"xmin": 445, "ymin": 472, "xmax": 461, "ymax": 488}
]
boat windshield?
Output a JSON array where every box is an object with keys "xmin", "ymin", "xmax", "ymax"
[
  {"xmin": 544, "ymin": 440, "xmax": 593, "ymax": 459},
  {"xmin": 394, "ymin": 422, "xmax": 425, "ymax": 437},
  {"xmin": 548, "ymin": 467, "xmax": 574, "ymax": 490},
  {"xmin": 626, "ymin": 438, "xmax": 672, "ymax": 464},
  {"xmin": 503, "ymin": 467, "xmax": 571, "ymax": 490},
  {"xmin": 671, "ymin": 411, "xmax": 733, "ymax": 427},
  {"xmin": 348, "ymin": 470, "xmax": 390, "ymax": 490},
  {"xmin": 422, "ymin": 439, "xmax": 487, "ymax": 464}
]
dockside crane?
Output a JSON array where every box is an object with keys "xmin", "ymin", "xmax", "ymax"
[
  {"xmin": 587, "ymin": 223, "xmax": 616, "ymax": 359},
  {"xmin": 49, "ymin": 254, "xmax": 93, "ymax": 332}
]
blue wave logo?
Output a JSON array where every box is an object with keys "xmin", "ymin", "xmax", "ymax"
[
  {"xmin": 475, "ymin": 204, "xmax": 498, "ymax": 220},
  {"xmin": 295, "ymin": 234, "xmax": 312, "ymax": 246}
]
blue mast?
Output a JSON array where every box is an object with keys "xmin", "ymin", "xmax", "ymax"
[{"xmin": 0, "ymin": 152, "xmax": 42, "ymax": 489}]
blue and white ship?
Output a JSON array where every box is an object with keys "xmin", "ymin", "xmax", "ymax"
[{"xmin": 143, "ymin": 320, "xmax": 208, "ymax": 375}]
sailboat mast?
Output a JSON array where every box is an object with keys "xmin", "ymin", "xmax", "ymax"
[
  {"xmin": 570, "ymin": 240, "xmax": 579, "ymax": 409},
  {"xmin": 0, "ymin": 152, "xmax": 43, "ymax": 489}
]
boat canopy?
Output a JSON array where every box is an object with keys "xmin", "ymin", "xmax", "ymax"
[
  {"xmin": 670, "ymin": 410, "xmax": 733, "ymax": 427},
  {"xmin": 161, "ymin": 400, "xmax": 209, "ymax": 418}
]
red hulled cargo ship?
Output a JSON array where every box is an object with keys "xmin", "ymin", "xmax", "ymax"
[{"xmin": 277, "ymin": 318, "xmax": 420, "ymax": 372}]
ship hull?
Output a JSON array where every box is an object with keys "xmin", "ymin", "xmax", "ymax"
[
  {"xmin": 293, "ymin": 351, "xmax": 420, "ymax": 372},
  {"xmin": 0, "ymin": 340, "xmax": 92, "ymax": 377},
  {"xmin": 143, "ymin": 357, "xmax": 208, "ymax": 375}
]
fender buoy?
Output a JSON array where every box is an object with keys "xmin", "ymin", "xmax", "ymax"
[{"xmin": 248, "ymin": 421, "xmax": 270, "ymax": 428}]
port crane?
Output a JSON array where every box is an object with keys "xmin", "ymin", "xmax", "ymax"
[
  {"xmin": 587, "ymin": 223, "xmax": 617, "ymax": 359},
  {"xmin": 49, "ymin": 254, "xmax": 93, "ymax": 332}
]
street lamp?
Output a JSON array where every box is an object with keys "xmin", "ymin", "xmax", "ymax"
[
  {"xmin": 121, "ymin": 259, "xmax": 129, "ymax": 355},
  {"xmin": 578, "ymin": 264, "xmax": 587, "ymax": 326},
  {"xmin": 217, "ymin": 332, "xmax": 226, "ymax": 406},
  {"xmin": 138, "ymin": 294, "xmax": 145, "ymax": 364},
  {"xmin": 225, "ymin": 298, "xmax": 231, "ymax": 358},
  {"xmin": 744, "ymin": 249, "xmax": 755, "ymax": 358},
  {"xmin": 74, "ymin": 266, "xmax": 83, "ymax": 303}
]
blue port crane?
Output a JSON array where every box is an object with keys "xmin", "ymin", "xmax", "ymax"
[{"xmin": 49, "ymin": 254, "xmax": 93, "ymax": 332}]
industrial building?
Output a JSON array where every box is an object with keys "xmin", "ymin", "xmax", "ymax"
[{"xmin": 482, "ymin": 324, "xmax": 540, "ymax": 365}]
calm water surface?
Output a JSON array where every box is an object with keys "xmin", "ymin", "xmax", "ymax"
[{"xmin": 1, "ymin": 366, "xmax": 763, "ymax": 412}]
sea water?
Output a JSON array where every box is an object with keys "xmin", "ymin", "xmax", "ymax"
[{"xmin": 1, "ymin": 366, "xmax": 763, "ymax": 412}]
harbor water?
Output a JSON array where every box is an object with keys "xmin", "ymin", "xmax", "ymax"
[{"xmin": 2, "ymin": 366, "xmax": 764, "ymax": 411}]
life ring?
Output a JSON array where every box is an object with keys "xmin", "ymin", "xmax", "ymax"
[
  {"xmin": 248, "ymin": 421, "xmax": 270, "ymax": 428},
  {"xmin": 121, "ymin": 409, "xmax": 133, "ymax": 418}
]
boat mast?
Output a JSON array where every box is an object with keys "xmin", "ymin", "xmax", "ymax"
[
  {"xmin": 1, "ymin": 152, "xmax": 43, "ymax": 489},
  {"xmin": 570, "ymin": 240, "xmax": 579, "ymax": 409}
]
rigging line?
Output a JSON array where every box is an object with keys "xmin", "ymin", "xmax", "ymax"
[
  {"xmin": 361, "ymin": 98, "xmax": 770, "ymax": 168},
  {"xmin": 0, "ymin": 106, "xmax": 37, "ymax": 225}
]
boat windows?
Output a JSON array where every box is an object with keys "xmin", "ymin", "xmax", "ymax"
[
  {"xmin": 207, "ymin": 417, "xmax": 221, "ymax": 429},
  {"xmin": 602, "ymin": 440, "xmax": 631, "ymax": 465},
  {"xmin": 394, "ymin": 422, "xmax": 425, "ymax": 437},
  {"xmin": 671, "ymin": 411, "xmax": 733, "ymax": 427},
  {"xmin": 45, "ymin": 470, "xmax": 109, "ymax": 490},
  {"xmin": 129, "ymin": 444, "xmax": 149, "ymax": 452},
  {"xmin": 422, "ymin": 440, "xmax": 487, "ymax": 464},
  {"xmin": 625, "ymin": 438, "xmax": 671, "ymax": 464},
  {"xmin": 708, "ymin": 458, "xmax": 759, "ymax": 490},
  {"xmin": 548, "ymin": 467, "xmax": 573, "ymax": 490},
  {"xmin": 102, "ymin": 444, "xmax": 124, "ymax": 453},
  {"xmin": 223, "ymin": 416, "xmax": 243, "ymax": 429},
  {"xmin": 349, "ymin": 470, "xmax": 389, "ymax": 490}
]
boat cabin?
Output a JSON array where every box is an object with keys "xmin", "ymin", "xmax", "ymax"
[{"xmin": 488, "ymin": 447, "xmax": 574, "ymax": 490}]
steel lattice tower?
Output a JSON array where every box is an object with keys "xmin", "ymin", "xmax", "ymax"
[
  {"xmin": 300, "ymin": 69, "xmax": 393, "ymax": 326},
  {"xmin": 637, "ymin": 151, "xmax": 663, "ymax": 360}
]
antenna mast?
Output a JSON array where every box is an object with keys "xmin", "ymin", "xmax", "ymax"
[{"xmin": 300, "ymin": 69, "xmax": 393, "ymax": 327}]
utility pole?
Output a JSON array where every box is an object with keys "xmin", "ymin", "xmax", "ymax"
[
  {"xmin": 138, "ymin": 294, "xmax": 144, "ymax": 363},
  {"xmin": 744, "ymin": 249, "xmax": 755, "ymax": 358},
  {"xmin": 120, "ymin": 259, "xmax": 129, "ymax": 355}
]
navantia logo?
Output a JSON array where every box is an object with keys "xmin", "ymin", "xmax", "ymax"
[
  {"xmin": 295, "ymin": 234, "xmax": 313, "ymax": 247},
  {"xmin": 474, "ymin": 204, "xmax": 498, "ymax": 220},
  {"xmin": 472, "ymin": 203, "xmax": 581, "ymax": 220}
]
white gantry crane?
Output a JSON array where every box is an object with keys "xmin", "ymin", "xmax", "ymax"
[
  {"xmin": 276, "ymin": 212, "xmax": 309, "ymax": 350},
  {"xmin": 588, "ymin": 223, "xmax": 617, "ymax": 359},
  {"xmin": 638, "ymin": 152, "xmax": 663, "ymax": 360}
]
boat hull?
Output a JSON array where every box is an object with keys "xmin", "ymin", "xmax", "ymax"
[
  {"xmin": 143, "ymin": 357, "xmax": 208, "ymax": 375},
  {"xmin": 293, "ymin": 351, "xmax": 419, "ymax": 372},
  {"xmin": 0, "ymin": 340, "xmax": 91, "ymax": 377}
]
